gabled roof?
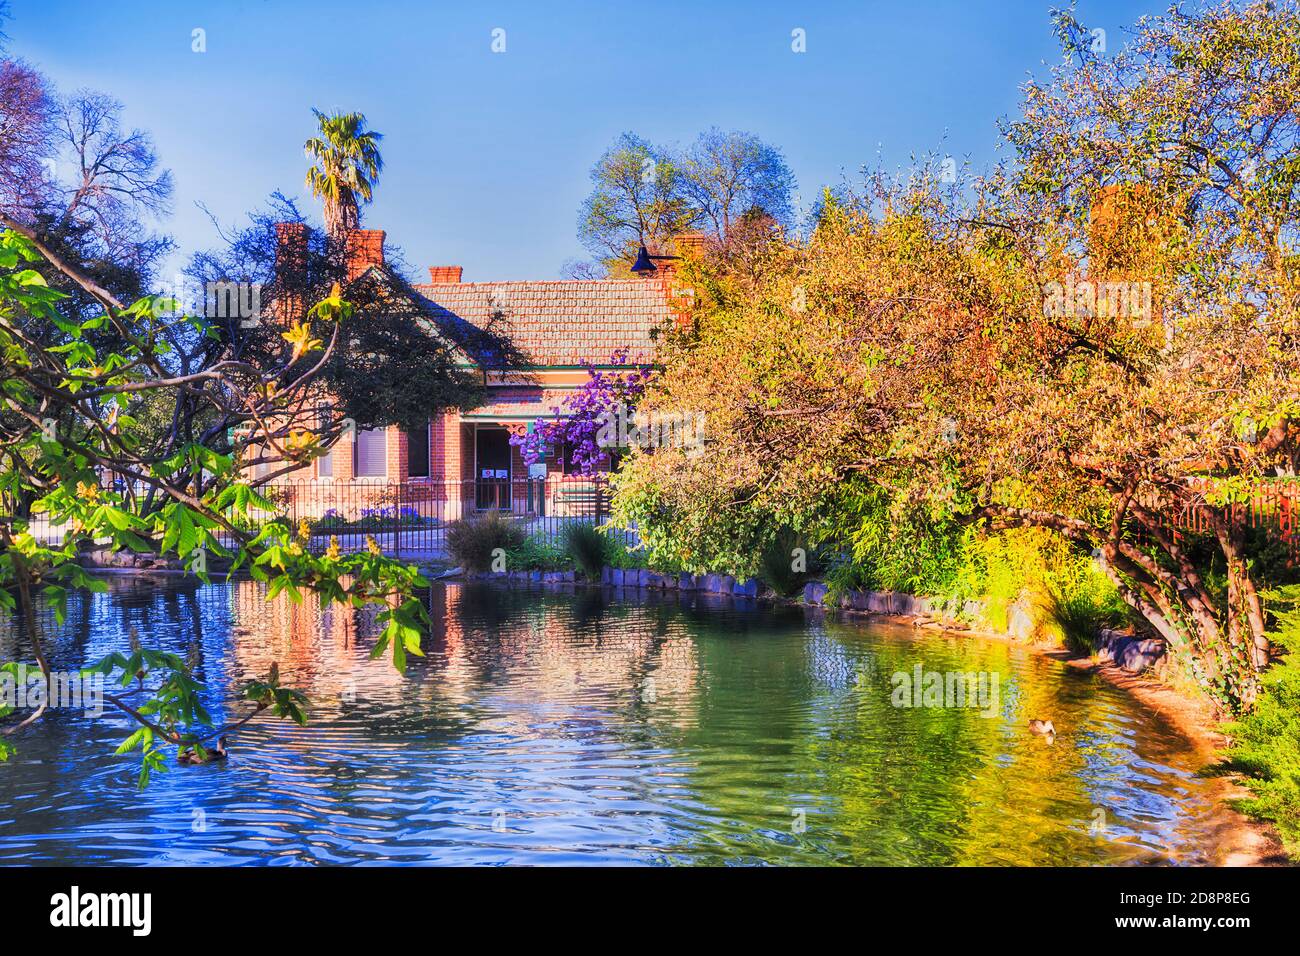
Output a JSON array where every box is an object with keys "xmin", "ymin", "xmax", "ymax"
[
  {"xmin": 412, "ymin": 279, "xmax": 675, "ymax": 367},
  {"xmin": 344, "ymin": 265, "xmax": 508, "ymax": 367}
]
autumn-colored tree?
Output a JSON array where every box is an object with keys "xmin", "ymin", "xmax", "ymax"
[{"xmin": 615, "ymin": 0, "xmax": 1300, "ymax": 713}]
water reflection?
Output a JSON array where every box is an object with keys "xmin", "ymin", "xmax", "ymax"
[{"xmin": 0, "ymin": 577, "xmax": 1221, "ymax": 865}]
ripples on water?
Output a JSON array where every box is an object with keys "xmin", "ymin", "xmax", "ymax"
[{"xmin": 0, "ymin": 577, "xmax": 1220, "ymax": 865}]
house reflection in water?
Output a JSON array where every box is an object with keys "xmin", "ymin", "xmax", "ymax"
[{"xmin": 219, "ymin": 580, "xmax": 703, "ymax": 734}]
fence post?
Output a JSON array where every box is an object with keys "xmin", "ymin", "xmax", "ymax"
[{"xmin": 393, "ymin": 481, "xmax": 402, "ymax": 559}]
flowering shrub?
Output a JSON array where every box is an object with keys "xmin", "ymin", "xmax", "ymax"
[{"xmin": 510, "ymin": 348, "xmax": 651, "ymax": 477}]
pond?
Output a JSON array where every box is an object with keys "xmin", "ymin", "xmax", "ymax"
[{"xmin": 0, "ymin": 576, "xmax": 1225, "ymax": 865}]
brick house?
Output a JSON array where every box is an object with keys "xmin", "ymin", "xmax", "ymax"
[{"xmin": 272, "ymin": 226, "xmax": 696, "ymax": 522}]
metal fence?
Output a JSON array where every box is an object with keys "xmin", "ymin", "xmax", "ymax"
[
  {"xmin": 7, "ymin": 477, "xmax": 1296, "ymax": 563},
  {"xmin": 229, "ymin": 478, "xmax": 635, "ymax": 559},
  {"xmin": 5, "ymin": 477, "xmax": 636, "ymax": 561}
]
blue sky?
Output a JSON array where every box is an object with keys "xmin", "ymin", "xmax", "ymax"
[{"xmin": 9, "ymin": 0, "xmax": 1166, "ymax": 282}]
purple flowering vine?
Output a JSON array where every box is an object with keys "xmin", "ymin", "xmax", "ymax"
[{"xmin": 510, "ymin": 348, "xmax": 653, "ymax": 478}]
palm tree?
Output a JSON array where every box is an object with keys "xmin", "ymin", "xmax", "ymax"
[{"xmin": 303, "ymin": 109, "xmax": 384, "ymax": 242}]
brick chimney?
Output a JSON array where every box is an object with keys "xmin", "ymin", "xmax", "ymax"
[
  {"xmin": 275, "ymin": 222, "xmax": 307, "ymax": 277},
  {"xmin": 346, "ymin": 228, "xmax": 386, "ymax": 283},
  {"xmin": 673, "ymin": 232, "xmax": 709, "ymax": 259},
  {"xmin": 427, "ymin": 266, "xmax": 463, "ymax": 283},
  {"xmin": 273, "ymin": 222, "xmax": 308, "ymax": 320},
  {"xmin": 635, "ymin": 232, "xmax": 711, "ymax": 281}
]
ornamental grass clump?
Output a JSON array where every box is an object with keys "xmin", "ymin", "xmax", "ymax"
[
  {"xmin": 447, "ymin": 512, "xmax": 527, "ymax": 572},
  {"xmin": 758, "ymin": 529, "xmax": 812, "ymax": 597},
  {"xmin": 563, "ymin": 522, "xmax": 613, "ymax": 578}
]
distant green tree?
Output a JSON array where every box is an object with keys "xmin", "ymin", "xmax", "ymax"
[
  {"xmin": 677, "ymin": 127, "xmax": 796, "ymax": 239},
  {"xmin": 578, "ymin": 132, "xmax": 693, "ymax": 274},
  {"xmin": 576, "ymin": 129, "xmax": 797, "ymax": 276}
]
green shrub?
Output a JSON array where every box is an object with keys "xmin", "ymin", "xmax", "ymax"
[
  {"xmin": 562, "ymin": 522, "xmax": 611, "ymax": 578},
  {"xmin": 946, "ymin": 527, "xmax": 1128, "ymax": 641},
  {"xmin": 828, "ymin": 481, "xmax": 972, "ymax": 596},
  {"xmin": 758, "ymin": 528, "xmax": 813, "ymax": 597},
  {"xmin": 508, "ymin": 534, "xmax": 570, "ymax": 572},
  {"xmin": 615, "ymin": 467, "xmax": 1133, "ymax": 643},
  {"xmin": 446, "ymin": 512, "xmax": 526, "ymax": 572},
  {"xmin": 610, "ymin": 467, "xmax": 770, "ymax": 575},
  {"xmin": 821, "ymin": 554, "xmax": 868, "ymax": 603},
  {"xmin": 606, "ymin": 539, "xmax": 650, "ymax": 570},
  {"xmin": 1215, "ymin": 585, "xmax": 1300, "ymax": 858}
]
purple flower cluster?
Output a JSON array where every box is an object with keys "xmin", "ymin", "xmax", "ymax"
[
  {"xmin": 357, "ymin": 506, "xmax": 422, "ymax": 519},
  {"xmin": 510, "ymin": 348, "xmax": 652, "ymax": 477}
]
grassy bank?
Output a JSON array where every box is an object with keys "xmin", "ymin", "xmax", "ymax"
[{"xmin": 1213, "ymin": 585, "xmax": 1300, "ymax": 857}]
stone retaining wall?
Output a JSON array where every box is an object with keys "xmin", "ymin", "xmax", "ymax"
[{"xmin": 1095, "ymin": 627, "xmax": 1169, "ymax": 676}]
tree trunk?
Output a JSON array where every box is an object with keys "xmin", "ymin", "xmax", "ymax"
[
  {"xmin": 324, "ymin": 195, "xmax": 360, "ymax": 246},
  {"xmin": 1216, "ymin": 520, "xmax": 1271, "ymax": 670},
  {"xmin": 982, "ymin": 499, "xmax": 1264, "ymax": 714}
]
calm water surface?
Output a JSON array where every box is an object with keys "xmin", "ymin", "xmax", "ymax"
[{"xmin": 0, "ymin": 577, "xmax": 1223, "ymax": 865}]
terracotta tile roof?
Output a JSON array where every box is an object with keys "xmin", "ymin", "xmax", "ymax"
[
  {"xmin": 412, "ymin": 279, "xmax": 675, "ymax": 367},
  {"xmin": 345, "ymin": 266, "xmax": 481, "ymax": 366}
]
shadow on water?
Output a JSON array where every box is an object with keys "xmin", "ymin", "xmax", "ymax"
[{"xmin": 0, "ymin": 576, "xmax": 1223, "ymax": 865}]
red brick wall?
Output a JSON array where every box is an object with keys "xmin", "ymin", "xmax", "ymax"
[
  {"xmin": 426, "ymin": 412, "xmax": 468, "ymax": 511},
  {"xmin": 273, "ymin": 222, "xmax": 308, "ymax": 321},
  {"xmin": 385, "ymin": 426, "xmax": 408, "ymax": 483},
  {"xmin": 510, "ymin": 441, "xmax": 527, "ymax": 480},
  {"xmin": 460, "ymin": 424, "xmax": 475, "ymax": 481},
  {"xmin": 431, "ymin": 413, "xmax": 458, "ymax": 480}
]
